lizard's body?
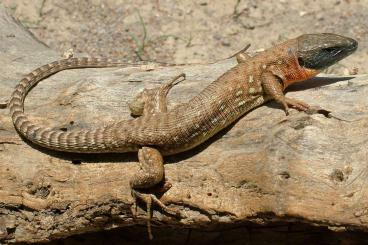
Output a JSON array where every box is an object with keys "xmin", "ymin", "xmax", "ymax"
[
  {"xmin": 9, "ymin": 38, "xmax": 316, "ymax": 155},
  {"xmin": 9, "ymin": 33, "xmax": 357, "ymax": 239}
]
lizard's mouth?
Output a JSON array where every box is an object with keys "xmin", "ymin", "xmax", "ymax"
[{"xmin": 296, "ymin": 33, "xmax": 358, "ymax": 70}]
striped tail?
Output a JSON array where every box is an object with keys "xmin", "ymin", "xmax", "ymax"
[{"xmin": 9, "ymin": 57, "xmax": 132, "ymax": 153}]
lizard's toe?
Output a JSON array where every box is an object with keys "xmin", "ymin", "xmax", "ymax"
[{"xmin": 285, "ymin": 97, "xmax": 310, "ymax": 112}]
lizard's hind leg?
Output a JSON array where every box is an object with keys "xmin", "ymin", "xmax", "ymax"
[
  {"xmin": 128, "ymin": 73, "xmax": 186, "ymax": 116},
  {"xmin": 130, "ymin": 147, "xmax": 179, "ymax": 240},
  {"xmin": 128, "ymin": 73, "xmax": 185, "ymax": 239},
  {"xmin": 233, "ymin": 44, "xmax": 252, "ymax": 63}
]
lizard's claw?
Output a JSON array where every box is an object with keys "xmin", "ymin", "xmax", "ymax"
[
  {"xmin": 280, "ymin": 101, "xmax": 290, "ymax": 116},
  {"xmin": 165, "ymin": 73, "xmax": 186, "ymax": 88},
  {"xmin": 131, "ymin": 188, "xmax": 181, "ymax": 240}
]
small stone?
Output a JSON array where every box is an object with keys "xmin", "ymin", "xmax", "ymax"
[{"xmin": 299, "ymin": 11, "xmax": 307, "ymax": 17}]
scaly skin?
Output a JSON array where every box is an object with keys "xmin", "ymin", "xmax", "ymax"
[
  {"xmin": 9, "ymin": 33, "xmax": 357, "ymax": 239},
  {"xmin": 9, "ymin": 35, "xmax": 357, "ymax": 155}
]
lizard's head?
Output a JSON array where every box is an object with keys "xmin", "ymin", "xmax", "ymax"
[{"xmin": 296, "ymin": 33, "xmax": 357, "ymax": 71}]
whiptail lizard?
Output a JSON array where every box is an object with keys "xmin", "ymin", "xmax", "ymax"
[{"xmin": 9, "ymin": 33, "xmax": 357, "ymax": 239}]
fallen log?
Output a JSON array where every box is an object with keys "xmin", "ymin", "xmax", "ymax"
[{"xmin": 1, "ymin": 5, "xmax": 368, "ymax": 243}]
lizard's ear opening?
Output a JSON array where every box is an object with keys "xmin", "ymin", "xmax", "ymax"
[
  {"xmin": 297, "ymin": 56, "xmax": 305, "ymax": 68},
  {"xmin": 297, "ymin": 33, "xmax": 357, "ymax": 70}
]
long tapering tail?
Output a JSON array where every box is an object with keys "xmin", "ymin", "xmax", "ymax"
[{"xmin": 9, "ymin": 57, "xmax": 134, "ymax": 153}]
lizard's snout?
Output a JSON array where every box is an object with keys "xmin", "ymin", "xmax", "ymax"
[{"xmin": 345, "ymin": 37, "xmax": 358, "ymax": 52}]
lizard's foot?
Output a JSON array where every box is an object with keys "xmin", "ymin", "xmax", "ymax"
[
  {"xmin": 132, "ymin": 186, "xmax": 179, "ymax": 217},
  {"xmin": 164, "ymin": 73, "xmax": 186, "ymax": 88},
  {"xmin": 131, "ymin": 181, "xmax": 180, "ymax": 240},
  {"xmin": 234, "ymin": 44, "xmax": 252, "ymax": 63},
  {"xmin": 279, "ymin": 97, "xmax": 310, "ymax": 115},
  {"xmin": 128, "ymin": 92, "xmax": 145, "ymax": 117},
  {"xmin": 285, "ymin": 97, "xmax": 310, "ymax": 114},
  {"xmin": 130, "ymin": 147, "xmax": 181, "ymax": 240},
  {"xmin": 128, "ymin": 73, "xmax": 186, "ymax": 116},
  {"xmin": 261, "ymin": 72, "xmax": 311, "ymax": 115}
]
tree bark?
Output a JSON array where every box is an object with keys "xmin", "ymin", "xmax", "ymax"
[{"xmin": 1, "ymin": 5, "xmax": 368, "ymax": 244}]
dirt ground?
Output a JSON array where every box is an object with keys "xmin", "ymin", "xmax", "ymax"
[{"xmin": 2, "ymin": 0, "xmax": 368, "ymax": 74}]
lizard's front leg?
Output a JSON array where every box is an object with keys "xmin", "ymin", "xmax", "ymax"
[{"xmin": 261, "ymin": 72, "xmax": 310, "ymax": 115}]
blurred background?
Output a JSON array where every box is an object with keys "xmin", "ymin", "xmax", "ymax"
[{"xmin": 2, "ymin": 0, "xmax": 367, "ymax": 74}]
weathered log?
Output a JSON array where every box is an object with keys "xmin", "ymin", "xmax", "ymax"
[{"xmin": 1, "ymin": 5, "xmax": 368, "ymax": 243}]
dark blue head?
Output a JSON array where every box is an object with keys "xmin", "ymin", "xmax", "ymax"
[{"xmin": 297, "ymin": 33, "xmax": 357, "ymax": 70}]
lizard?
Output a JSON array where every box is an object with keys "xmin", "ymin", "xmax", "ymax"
[{"xmin": 9, "ymin": 33, "xmax": 357, "ymax": 239}]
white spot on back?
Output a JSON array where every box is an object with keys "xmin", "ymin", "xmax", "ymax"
[
  {"xmin": 248, "ymin": 75, "xmax": 254, "ymax": 83},
  {"xmin": 249, "ymin": 87, "xmax": 256, "ymax": 94},
  {"xmin": 211, "ymin": 117, "xmax": 219, "ymax": 124},
  {"xmin": 191, "ymin": 132, "xmax": 199, "ymax": 138},
  {"xmin": 238, "ymin": 101, "xmax": 246, "ymax": 106}
]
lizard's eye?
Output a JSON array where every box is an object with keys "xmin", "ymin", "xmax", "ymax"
[
  {"xmin": 322, "ymin": 47, "xmax": 336, "ymax": 53},
  {"xmin": 322, "ymin": 46, "xmax": 343, "ymax": 58}
]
